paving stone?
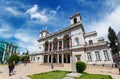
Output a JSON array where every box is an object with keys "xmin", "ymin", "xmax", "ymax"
[
  {"xmin": 62, "ymin": 77, "xmax": 74, "ymax": 79},
  {"xmin": 0, "ymin": 71, "xmax": 2, "ymax": 74},
  {"xmin": 66, "ymin": 73, "xmax": 82, "ymax": 77},
  {"xmin": 0, "ymin": 63, "xmax": 120, "ymax": 79}
]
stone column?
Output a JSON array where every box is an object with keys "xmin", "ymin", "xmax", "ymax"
[
  {"xmin": 51, "ymin": 54, "xmax": 54, "ymax": 69},
  {"xmin": 43, "ymin": 55, "xmax": 44, "ymax": 63},
  {"xmin": 71, "ymin": 52, "xmax": 76, "ymax": 72},
  {"xmin": 57, "ymin": 41, "xmax": 59, "ymax": 50},
  {"xmin": 57, "ymin": 54, "xmax": 59, "ymax": 63},
  {"xmin": 92, "ymin": 51, "xmax": 96, "ymax": 65},
  {"xmin": 100, "ymin": 50, "xmax": 104, "ymax": 66},
  {"xmin": 13, "ymin": 47, "xmax": 15, "ymax": 53},
  {"xmin": 66, "ymin": 54, "xmax": 68, "ymax": 63},
  {"xmin": 10, "ymin": 46, "xmax": 13, "ymax": 53},
  {"xmin": 62, "ymin": 53, "xmax": 64, "ymax": 64},
  {"xmin": 62, "ymin": 40, "xmax": 64, "ymax": 49},
  {"xmin": 2, "ymin": 44, "xmax": 7, "ymax": 62},
  {"xmin": 48, "ymin": 55, "xmax": 49, "ymax": 63},
  {"xmin": 51, "ymin": 42, "xmax": 53, "ymax": 51}
]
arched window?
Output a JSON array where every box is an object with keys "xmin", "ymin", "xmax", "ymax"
[
  {"xmin": 53, "ymin": 38, "xmax": 58, "ymax": 50},
  {"xmin": 45, "ymin": 41, "xmax": 49, "ymax": 51},
  {"xmin": 59, "ymin": 41, "xmax": 62, "ymax": 49},
  {"xmin": 73, "ymin": 18, "xmax": 77, "ymax": 24},
  {"xmin": 63, "ymin": 35, "xmax": 69, "ymax": 48}
]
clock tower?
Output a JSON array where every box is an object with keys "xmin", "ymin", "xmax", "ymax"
[{"xmin": 70, "ymin": 13, "xmax": 82, "ymax": 25}]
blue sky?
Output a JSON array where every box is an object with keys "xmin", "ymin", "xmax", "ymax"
[{"xmin": 0, "ymin": 0, "xmax": 120, "ymax": 53}]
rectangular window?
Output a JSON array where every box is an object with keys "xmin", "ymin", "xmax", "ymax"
[
  {"xmin": 77, "ymin": 56, "xmax": 80, "ymax": 61},
  {"xmin": 104, "ymin": 50, "xmax": 110, "ymax": 60},
  {"xmin": 76, "ymin": 55, "xmax": 81, "ymax": 62},
  {"xmin": 89, "ymin": 40, "xmax": 93, "ymax": 45},
  {"xmin": 95, "ymin": 51, "xmax": 101, "ymax": 61},
  {"xmin": 87, "ymin": 52, "xmax": 92, "ymax": 61},
  {"xmin": 49, "ymin": 43, "xmax": 52, "ymax": 51}
]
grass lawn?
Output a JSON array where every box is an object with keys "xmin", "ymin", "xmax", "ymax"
[
  {"xmin": 75, "ymin": 73, "xmax": 112, "ymax": 79},
  {"xmin": 28, "ymin": 70, "xmax": 69, "ymax": 79},
  {"xmin": 28, "ymin": 71, "xmax": 112, "ymax": 79}
]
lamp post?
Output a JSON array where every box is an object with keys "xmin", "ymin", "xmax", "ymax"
[
  {"xmin": 50, "ymin": 52, "xmax": 54, "ymax": 69},
  {"xmin": 107, "ymin": 41, "xmax": 120, "ymax": 74}
]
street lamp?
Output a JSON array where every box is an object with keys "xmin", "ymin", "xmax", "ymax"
[
  {"xmin": 107, "ymin": 41, "xmax": 120, "ymax": 75},
  {"xmin": 50, "ymin": 52, "xmax": 54, "ymax": 69}
]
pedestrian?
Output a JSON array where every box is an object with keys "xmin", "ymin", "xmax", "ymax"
[
  {"xmin": 8, "ymin": 62, "xmax": 14, "ymax": 76},
  {"xmin": 12, "ymin": 61, "xmax": 15, "ymax": 74},
  {"xmin": 24, "ymin": 60, "xmax": 27, "ymax": 66}
]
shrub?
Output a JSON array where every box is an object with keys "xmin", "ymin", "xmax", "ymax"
[{"xmin": 76, "ymin": 61, "xmax": 86, "ymax": 73}]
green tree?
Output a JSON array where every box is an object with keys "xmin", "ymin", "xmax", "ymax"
[
  {"xmin": 108, "ymin": 27, "xmax": 119, "ymax": 55},
  {"xmin": 21, "ymin": 51, "xmax": 30, "ymax": 62},
  {"xmin": 7, "ymin": 53, "xmax": 20, "ymax": 64}
]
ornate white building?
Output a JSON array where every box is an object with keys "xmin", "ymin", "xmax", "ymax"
[{"xmin": 30, "ymin": 13, "xmax": 113, "ymax": 66}]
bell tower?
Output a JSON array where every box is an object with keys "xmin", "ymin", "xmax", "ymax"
[
  {"xmin": 70, "ymin": 13, "xmax": 82, "ymax": 25},
  {"xmin": 39, "ymin": 30, "xmax": 50, "ymax": 38}
]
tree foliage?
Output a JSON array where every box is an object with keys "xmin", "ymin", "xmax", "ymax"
[
  {"xmin": 7, "ymin": 53, "xmax": 20, "ymax": 64},
  {"xmin": 21, "ymin": 51, "xmax": 30, "ymax": 62},
  {"xmin": 21, "ymin": 55, "xmax": 30, "ymax": 61},
  {"xmin": 108, "ymin": 27, "xmax": 118, "ymax": 55}
]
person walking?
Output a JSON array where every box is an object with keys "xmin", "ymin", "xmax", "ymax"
[
  {"xmin": 8, "ymin": 62, "xmax": 14, "ymax": 76},
  {"xmin": 24, "ymin": 60, "xmax": 27, "ymax": 66}
]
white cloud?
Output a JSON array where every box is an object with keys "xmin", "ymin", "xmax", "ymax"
[
  {"xmin": 40, "ymin": 9, "xmax": 47, "ymax": 15},
  {"xmin": 26, "ymin": 5, "xmax": 38, "ymax": 14},
  {"xmin": 26, "ymin": 5, "xmax": 61, "ymax": 23},
  {"xmin": 88, "ymin": 6, "xmax": 120, "ymax": 39},
  {"xmin": 50, "ymin": 10, "xmax": 56, "ymax": 14},
  {"xmin": 5, "ymin": 7, "xmax": 22, "ymax": 16},
  {"xmin": 50, "ymin": 5, "xmax": 61, "ymax": 15},
  {"xmin": 26, "ymin": 4, "xmax": 49, "ymax": 23},
  {"xmin": 0, "ymin": 23, "xmax": 13, "ymax": 38},
  {"xmin": 105, "ymin": 0, "xmax": 120, "ymax": 9},
  {"xmin": 14, "ymin": 29, "xmax": 39, "ymax": 52},
  {"xmin": 0, "ymin": 1, "xmax": 40, "ymax": 53},
  {"xmin": 56, "ymin": 5, "xmax": 61, "ymax": 10},
  {"xmin": 18, "ymin": 40, "xmax": 39, "ymax": 53}
]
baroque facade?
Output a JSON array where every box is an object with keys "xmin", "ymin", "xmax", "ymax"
[
  {"xmin": 0, "ymin": 40, "xmax": 18, "ymax": 62},
  {"xmin": 30, "ymin": 13, "xmax": 113, "ymax": 66}
]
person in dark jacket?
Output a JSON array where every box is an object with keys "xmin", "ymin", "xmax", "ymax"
[{"xmin": 8, "ymin": 62, "xmax": 14, "ymax": 76}]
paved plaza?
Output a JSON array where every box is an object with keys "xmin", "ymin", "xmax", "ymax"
[{"xmin": 0, "ymin": 63, "xmax": 120, "ymax": 79}]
